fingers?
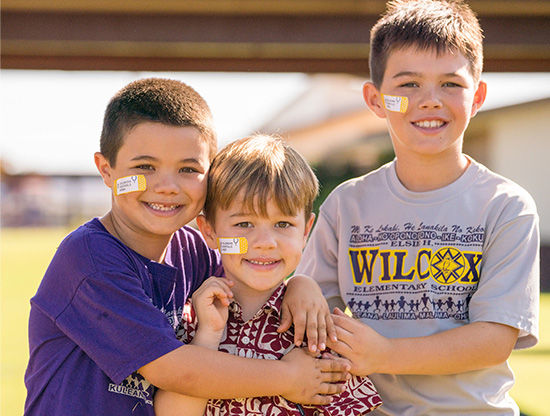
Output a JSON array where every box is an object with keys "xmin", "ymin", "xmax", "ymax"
[
  {"xmin": 299, "ymin": 312, "xmax": 336, "ymax": 353},
  {"xmin": 317, "ymin": 355, "xmax": 351, "ymax": 374},
  {"xmin": 291, "ymin": 310, "xmax": 307, "ymax": 347},
  {"xmin": 326, "ymin": 320, "xmax": 354, "ymax": 358},
  {"xmin": 331, "ymin": 308, "xmax": 358, "ymax": 334},
  {"xmin": 194, "ymin": 277, "xmax": 234, "ymax": 304},
  {"xmin": 277, "ymin": 304, "xmax": 292, "ymax": 333},
  {"xmin": 305, "ymin": 313, "xmax": 319, "ymax": 353},
  {"xmin": 320, "ymin": 352, "xmax": 352, "ymax": 367},
  {"xmin": 306, "ymin": 382, "xmax": 347, "ymax": 405},
  {"xmin": 325, "ymin": 313, "xmax": 338, "ymax": 343},
  {"xmin": 309, "ymin": 311, "xmax": 336, "ymax": 352},
  {"xmin": 208, "ymin": 285, "xmax": 233, "ymax": 307},
  {"xmin": 306, "ymin": 395, "xmax": 334, "ymax": 406}
]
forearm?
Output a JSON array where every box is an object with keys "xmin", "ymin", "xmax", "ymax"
[
  {"xmin": 152, "ymin": 330, "xmax": 221, "ymax": 415},
  {"xmin": 141, "ymin": 345, "xmax": 294, "ymax": 399},
  {"xmin": 379, "ymin": 322, "xmax": 519, "ymax": 375},
  {"xmin": 154, "ymin": 389, "xmax": 207, "ymax": 416}
]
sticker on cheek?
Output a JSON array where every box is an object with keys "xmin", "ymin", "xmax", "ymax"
[
  {"xmin": 382, "ymin": 94, "xmax": 409, "ymax": 113},
  {"xmin": 218, "ymin": 237, "xmax": 248, "ymax": 254},
  {"xmin": 114, "ymin": 175, "xmax": 146, "ymax": 196}
]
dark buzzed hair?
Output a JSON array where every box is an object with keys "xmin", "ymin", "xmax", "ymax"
[{"xmin": 100, "ymin": 78, "xmax": 217, "ymax": 166}]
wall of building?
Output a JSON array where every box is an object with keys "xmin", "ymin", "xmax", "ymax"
[{"xmin": 486, "ymin": 100, "xmax": 550, "ymax": 244}]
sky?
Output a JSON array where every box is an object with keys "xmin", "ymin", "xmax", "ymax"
[
  {"xmin": 1, "ymin": 70, "xmax": 550, "ymax": 176},
  {"xmin": 0, "ymin": 70, "xmax": 309, "ymax": 175}
]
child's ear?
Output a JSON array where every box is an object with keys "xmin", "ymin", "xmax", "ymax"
[
  {"xmin": 302, "ymin": 213, "xmax": 316, "ymax": 248},
  {"xmin": 196, "ymin": 214, "xmax": 219, "ymax": 250},
  {"xmin": 471, "ymin": 80, "xmax": 487, "ymax": 117},
  {"xmin": 363, "ymin": 82, "xmax": 387, "ymax": 119},
  {"xmin": 94, "ymin": 152, "xmax": 114, "ymax": 188}
]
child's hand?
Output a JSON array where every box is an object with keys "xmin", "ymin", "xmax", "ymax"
[
  {"xmin": 278, "ymin": 275, "xmax": 337, "ymax": 353},
  {"xmin": 191, "ymin": 277, "xmax": 233, "ymax": 348},
  {"xmin": 280, "ymin": 347, "xmax": 351, "ymax": 405},
  {"xmin": 326, "ymin": 308, "xmax": 391, "ymax": 376}
]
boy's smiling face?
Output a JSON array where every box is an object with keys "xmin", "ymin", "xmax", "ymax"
[
  {"xmin": 364, "ymin": 46, "xmax": 486, "ymax": 161},
  {"xmin": 96, "ymin": 122, "xmax": 210, "ymax": 253},
  {"xmin": 198, "ymin": 192, "xmax": 315, "ymax": 301}
]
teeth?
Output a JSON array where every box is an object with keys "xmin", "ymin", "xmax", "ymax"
[
  {"xmin": 415, "ymin": 120, "xmax": 444, "ymax": 128},
  {"xmin": 147, "ymin": 202, "xmax": 179, "ymax": 212},
  {"xmin": 248, "ymin": 260, "xmax": 277, "ymax": 265}
]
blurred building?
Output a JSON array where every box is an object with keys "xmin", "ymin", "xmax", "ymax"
[{"xmin": 0, "ymin": 171, "xmax": 109, "ymax": 227}]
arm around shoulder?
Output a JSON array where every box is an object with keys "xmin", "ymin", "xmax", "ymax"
[{"xmin": 140, "ymin": 344, "xmax": 350, "ymax": 404}]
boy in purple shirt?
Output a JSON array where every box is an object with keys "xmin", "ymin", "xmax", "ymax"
[{"xmin": 24, "ymin": 78, "xmax": 350, "ymax": 415}]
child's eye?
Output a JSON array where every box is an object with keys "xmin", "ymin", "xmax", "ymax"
[
  {"xmin": 275, "ymin": 221, "xmax": 292, "ymax": 229},
  {"xmin": 442, "ymin": 82, "xmax": 462, "ymax": 88},
  {"xmin": 180, "ymin": 166, "xmax": 199, "ymax": 173},
  {"xmin": 399, "ymin": 82, "xmax": 418, "ymax": 88},
  {"xmin": 235, "ymin": 222, "xmax": 252, "ymax": 228},
  {"xmin": 135, "ymin": 164, "xmax": 154, "ymax": 171}
]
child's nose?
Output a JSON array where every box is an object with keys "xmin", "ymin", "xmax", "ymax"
[
  {"xmin": 252, "ymin": 227, "xmax": 277, "ymax": 250},
  {"xmin": 419, "ymin": 87, "xmax": 443, "ymax": 109},
  {"xmin": 153, "ymin": 173, "xmax": 181, "ymax": 194}
]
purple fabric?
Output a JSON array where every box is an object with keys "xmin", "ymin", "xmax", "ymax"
[{"xmin": 24, "ymin": 218, "xmax": 223, "ymax": 415}]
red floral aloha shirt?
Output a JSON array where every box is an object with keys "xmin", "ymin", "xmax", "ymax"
[{"xmin": 176, "ymin": 283, "xmax": 382, "ymax": 416}]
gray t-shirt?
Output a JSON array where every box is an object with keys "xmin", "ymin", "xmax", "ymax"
[{"xmin": 297, "ymin": 157, "xmax": 539, "ymax": 415}]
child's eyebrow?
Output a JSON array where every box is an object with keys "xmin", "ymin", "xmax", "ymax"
[
  {"xmin": 392, "ymin": 71, "xmax": 420, "ymax": 79},
  {"xmin": 131, "ymin": 155, "xmax": 157, "ymax": 161},
  {"xmin": 130, "ymin": 155, "xmax": 203, "ymax": 164},
  {"xmin": 229, "ymin": 211, "xmax": 254, "ymax": 218},
  {"xmin": 392, "ymin": 71, "xmax": 465, "ymax": 79}
]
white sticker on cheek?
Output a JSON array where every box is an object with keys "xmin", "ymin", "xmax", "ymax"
[
  {"xmin": 218, "ymin": 237, "xmax": 248, "ymax": 254},
  {"xmin": 114, "ymin": 175, "xmax": 147, "ymax": 196},
  {"xmin": 382, "ymin": 94, "xmax": 409, "ymax": 113}
]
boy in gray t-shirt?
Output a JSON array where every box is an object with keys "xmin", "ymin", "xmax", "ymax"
[{"xmin": 294, "ymin": 1, "xmax": 540, "ymax": 414}]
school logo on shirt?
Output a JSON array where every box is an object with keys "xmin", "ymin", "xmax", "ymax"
[
  {"xmin": 344, "ymin": 221, "xmax": 484, "ymax": 322},
  {"xmin": 108, "ymin": 372, "xmax": 153, "ymax": 406},
  {"xmin": 429, "ymin": 247, "xmax": 465, "ymax": 285}
]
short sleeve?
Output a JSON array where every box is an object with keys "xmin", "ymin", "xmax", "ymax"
[
  {"xmin": 56, "ymin": 267, "xmax": 184, "ymax": 384},
  {"xmin": 469, "ymin": 209, "xmax": 540, "ymax": 349},
  {"xmin": 296, "ymin": 197, "xmax": 341, "ymax": 300},
  {"xmin": 33, "ymin": 228, "xmax": 185, "ymax": 385}
]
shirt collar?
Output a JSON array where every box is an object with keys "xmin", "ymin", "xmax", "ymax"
[{"xmin": 229, "ymin": 282, "xmax": 287, "ymax": 321}]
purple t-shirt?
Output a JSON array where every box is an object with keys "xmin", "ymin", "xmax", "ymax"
[{"xmin": 24, "ymin": 218, "xmax": 223, "ymax": 415}]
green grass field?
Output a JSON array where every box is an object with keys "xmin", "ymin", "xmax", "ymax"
[{"xmin": 1, "ymin": 227, "xmax": 549, "ymax": 415}]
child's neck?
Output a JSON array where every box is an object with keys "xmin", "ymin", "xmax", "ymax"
[
  {"xmin": 100, "ymin": 212, "xmax": 170, "ymax": 263},
  {"xmin": 395, "ymin": 153, "xmax": 470, "ymax": 192},
  {"xmin": 231, "ymin": 282, "xmax": 282, "ymax": 322}
]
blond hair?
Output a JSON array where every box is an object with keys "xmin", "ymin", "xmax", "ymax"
[{"xmin": 203, "ymin": 135, "xmax": 319, "ymax": 228}]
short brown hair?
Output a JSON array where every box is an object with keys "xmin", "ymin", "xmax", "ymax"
[
  {"xmin": 100, "ymin": 78, "xmax": 217, "ymax": 166},
  {"xmin": 369, "ymin": 0, "xmax": 484, "ymax": 89},
  {"xmin": 203, "ymin": 135, "xmax": 319, "ymax": 228}
]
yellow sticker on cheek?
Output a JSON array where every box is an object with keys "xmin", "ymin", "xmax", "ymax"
[
  {"xmin": 114, "ymin": 175, "xmax": 147, "ymax": 196},
  {"xmin": 382, "ymin": 94, "xmax": 409, "ymax": 113},
  {"xmin": 218, "ymin": 237, "xmax": 248, "ymax": 254}
]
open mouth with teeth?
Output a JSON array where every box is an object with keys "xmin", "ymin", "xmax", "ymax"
[
  {"xmin": 146, "ymin": 202, "xmax": 181, "ymax": 212},
  {"xmin": 413, "ymin": 120, "xmax": 446, "ymax": 128},
  {"xmin": 246, "ymin": 259, "xmax": 279, "ymax": 266}
]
